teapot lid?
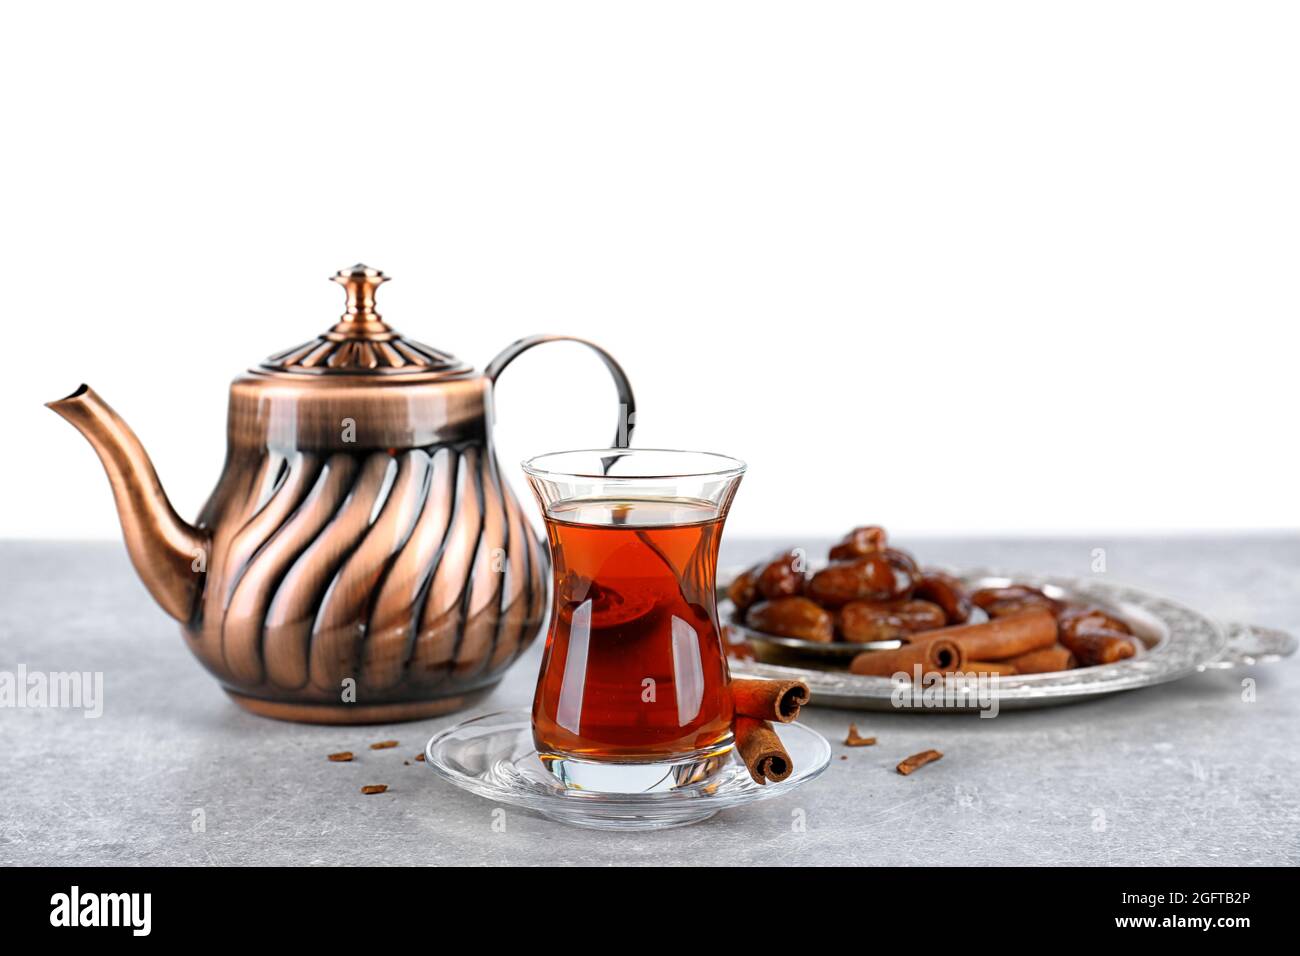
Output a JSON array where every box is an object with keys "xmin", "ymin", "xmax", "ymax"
[{"xmin": 258, "ymin": 264, "xmax": 471, "ymax": 378}]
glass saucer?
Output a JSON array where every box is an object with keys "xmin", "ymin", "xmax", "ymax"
[{"xmin": 423, "ymin": 709, "xmax": 832, "ymax": 831}]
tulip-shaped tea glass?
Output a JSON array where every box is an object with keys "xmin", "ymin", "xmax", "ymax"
[{"xmin": 522, "ymin": 449, "xmax": 746, "ymax": 793}]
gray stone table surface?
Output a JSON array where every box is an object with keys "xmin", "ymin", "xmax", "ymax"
[{"xmin": 1, "ymin": 536, "xmax": 1297, "ymax": 866}]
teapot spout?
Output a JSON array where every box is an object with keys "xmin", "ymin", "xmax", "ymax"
[{"xmin": 47, "ymin": 385, "xmax": 208, "ymax": 622}]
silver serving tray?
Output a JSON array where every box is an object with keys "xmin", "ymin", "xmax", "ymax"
[{"xmin": 725, "ymin": 568, "xmax": 1296, "ymax": 712}]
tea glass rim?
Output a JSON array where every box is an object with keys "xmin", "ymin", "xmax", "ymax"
[{"xmin": 521, "ymin": 448, "xmax": 747, "ymax": 482}]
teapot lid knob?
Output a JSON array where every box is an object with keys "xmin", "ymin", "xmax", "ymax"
[
  {"xmin": 256, "ymin": 264, "xmax": 469, "ymax": 377},
  {"xmin": 331, "ymin": 264, "xmax": 391, "ymax": 332}
]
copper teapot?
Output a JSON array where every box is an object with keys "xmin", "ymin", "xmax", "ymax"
[{"xmin": 49, "ymin": 265, "xmax": 634, "ymax": 724}]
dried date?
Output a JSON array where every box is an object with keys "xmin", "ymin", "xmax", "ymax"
[
  {"xmin": 746, "ymin": 596, "xmax": 834, "ymax": 643},
  {"xmin": 838, "ymin": 599, "xmax": 946, "ymax": 643},
  {"xmin": 913, "ymin": 571, "xmax": 973, "ymax": 625},
  {"xmin": 828, "ymin": 526, "xmax": 887, "ymax": 561},
  {"xmin": 807, "ymin": 548, "xmax": 919, "ymax": 606}
]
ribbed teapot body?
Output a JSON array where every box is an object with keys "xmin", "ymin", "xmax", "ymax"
[{"xmin": 183, "ymin": 373, "xmax": 548, "ymax": 722}]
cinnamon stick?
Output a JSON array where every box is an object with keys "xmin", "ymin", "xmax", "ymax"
[
  {"xmin": 1008, "ymin": 644, "xmax": 1075, "ymax": 674},
  {"xmin": 735, "ymin": 716, "xmax": 793, "ymax": 785},
  {"xmin": 907, "ymin": 608, "xmax": 1057, "ymax": 660},
  {"xmin": 947, "ymin": 659, "xmax": 1018, "ymax": 675},
  {"xmin": 849, "ymin": 637, "xmax": 963, "ymax": 678},
  {"xmin": 731, "ymin": 678, "xmax": 810, "ymax": 723},
  {"xmin": 896, "ymin": 750, "xmax": 943, "ymax": 775}
]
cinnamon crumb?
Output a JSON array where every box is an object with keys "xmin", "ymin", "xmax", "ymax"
[
  {"xmin": 896, "ymin": 750, "xmax": 943, "ymax": 776},
  {"xmin": 369, "ymin": 740, "xmax": 399, "ymax": 750},
  {"xmin": 328, "ymin": 751, "xmax": 354, "ymax": 762},
  {"xmin": 844, "ymin": 724, "xmax": 876, "ymax": 747},
  {"xmin": 415, "ymin": 753, "xmax": 425, "ymax": 762},
  {"xmin": 361, "ymin": 784, "xmax": 388, "ymax": 795}
]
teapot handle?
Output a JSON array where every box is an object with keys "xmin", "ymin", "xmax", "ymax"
[{"xmin": 486, "ymin": 335, "xmax": 636, "ymax": 449}]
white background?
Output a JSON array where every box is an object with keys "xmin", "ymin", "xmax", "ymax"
[{"xmin": 2, "ymin": 1, "xmax": 1296, "ymax": 541}]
